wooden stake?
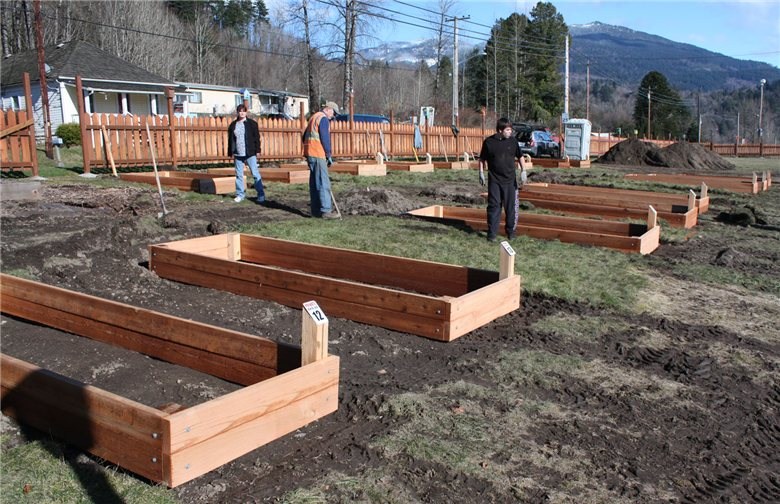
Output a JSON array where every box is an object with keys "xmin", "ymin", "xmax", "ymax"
[
  {"xmin": 439, "ymin": 134, "xmax": 448, "ymax": 162},
  {"xmin": 688, "ymin": 190, "xmax": 696, "ymax": 211},
  {"xmin": 499, "ymin": 241, "xmax": 516, "ymax": 280},
  {"xmin": 101, "ymin": 124, "xmax": 118, "ymax": 177},
  {"xmin": 700, "ymin": 182, "xmax": 708, "ymax": 199},
  {"xmin": 647, "ymin": 205, "xmax": 657, "ymax": 229},
  {"xmin": 301, "ymin": 301, "xmax": 328, "ymax": 366},
  {"xmin": 146, "ymin": 122, "xmax": 168, "ymax": 216},
  {"xmin": 227, "ymin": 233, "xmax": 241, "ymax": 261}
]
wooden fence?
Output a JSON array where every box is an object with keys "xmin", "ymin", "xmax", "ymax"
[
  {"xmin": 81, "ymin": 113, "xmax": 489, "ymax": 172},
  {"xmin": 0, "ymin": 73, "xmax": 38, "ymax": 176}
]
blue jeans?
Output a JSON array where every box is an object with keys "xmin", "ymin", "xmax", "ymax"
[
  {"xmin": 307, "ymin": 157, "xmax": 331, "ymax": 216},
  {"xmin": 234, "ymin": 155, "xmax": 264, "ymax": 201}
]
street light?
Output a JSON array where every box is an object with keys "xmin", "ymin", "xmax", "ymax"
[{"xmin": 758, "ymin": 78, "xmax": 766, "ymax": 142}]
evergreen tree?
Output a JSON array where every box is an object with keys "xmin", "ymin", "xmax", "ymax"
[{"xmin": 633, "ymin": 71, "xmax": 691, "ymax": 139}]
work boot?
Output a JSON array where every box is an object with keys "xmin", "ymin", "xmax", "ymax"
[
  {"xmin": 321, "ymin": 212, "xmax": 339, "ymax": 219},
  {"xmin": 486, "ymin": 235, "xmax": 497, "ymax": 243}
]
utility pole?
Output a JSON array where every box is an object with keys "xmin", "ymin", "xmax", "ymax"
[
  {"xmin": 758, "ymin": 78, "xmax": 766, "ymax": 142},
  {"xmin": 564, "ymin": 36, "xmax": 569, "ymax": 117},
  {"xmin": 586, "ymin": 60, "xmax": 590, "ymax": 121},
  {"xmin": 736, "ymin": 111, "xmax": 740, "ymax": 144},
  {"xmin": 697, "ymin": 91, "xmax": 701, "ymax": 143},
  {"xmin": 646, "ymin": 87, "xmax": 651, "ymax": 139},
  {"xmin": 33, "ymin": 0, "xmax": 52, "ymax": 158},
  {"xmin": 447, "ymin": 15, "xmax": 469, "ymax": 127}
]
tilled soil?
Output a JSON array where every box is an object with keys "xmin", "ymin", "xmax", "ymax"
[{"xmin": 1, "ymin": 174, "xmax": 778, "ymax": 503}]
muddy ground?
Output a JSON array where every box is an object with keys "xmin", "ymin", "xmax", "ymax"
[{"xmin": 1, "ymin": 159, "xmax": 779, "ymax": 503}]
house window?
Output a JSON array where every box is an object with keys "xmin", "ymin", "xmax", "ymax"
[{"xmin": 189, "ymin": 92, "xmax": 202, "ymax": 104}]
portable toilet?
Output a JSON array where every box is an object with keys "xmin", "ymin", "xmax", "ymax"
[{"xmin": 563, "ymin": 119, "xmax": 592, "ymax": 160}]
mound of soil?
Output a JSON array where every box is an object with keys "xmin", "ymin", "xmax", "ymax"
[
  {"xmin": 528, "ymin": 170, "xmax": 565, "ymax": 184},
  {"xmin": 595, "ymin": 139, "xmax": 736, "ymax": 172},
  {"xmin": 338, "ymin": 188, "xmax": 418, "ymax": 216}
]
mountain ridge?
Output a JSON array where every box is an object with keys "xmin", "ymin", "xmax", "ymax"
[{"xmin": 361, "ymin": 21, "xmax": 780, "ymax": 92}]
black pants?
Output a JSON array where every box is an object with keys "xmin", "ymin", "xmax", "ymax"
[{"xmin": 486, "ymin": 176, "xmax": 518, "ymax": 238}]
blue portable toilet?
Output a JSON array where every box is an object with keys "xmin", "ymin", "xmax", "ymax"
[{"xmin": 563, "ymin": 119, "xmax": 592, "ymax": 160}]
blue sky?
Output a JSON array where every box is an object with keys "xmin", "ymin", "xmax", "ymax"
[{"xmin": 370, "ymin": 0, "xmax": 780, "ymax": 68}]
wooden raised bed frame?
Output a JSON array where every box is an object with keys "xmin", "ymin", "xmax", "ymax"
[
  {"xmin": 625, "ymin": 172, "xmax": 770, "ymax": 194},
  {"xmin": 409, "ymin": 205, "xmax": 661, "ymax": 254},
  {"xmin": 519, "ymin": 183, "xmax": 701, "ymax": 228},
  {"xmin": 149, "ymin": 234, "xmax": 521, "ymax": 342},
  {"xmin": 119, "ymin": 171, "xmax": 234, "ymax": 194},
  {"xmin": 208, "ymin": 166, "xmax": 308, "ymax": 184},
  {"xmin": 0, "ymin": 273, "xmax": 339, "ymax": 488}
]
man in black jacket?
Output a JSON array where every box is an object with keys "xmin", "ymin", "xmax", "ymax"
[
  {"xmin": 479, "ymin": 118, "xmax": 522, "ymax": 241},
  {"xmin": 227, "ymin": 104, "xmax": 264, "ymax": 203}
]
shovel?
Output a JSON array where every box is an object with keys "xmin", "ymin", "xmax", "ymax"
[{"xmin": 145, "ymin": 122, "xmax": 168, "ymax": 218}]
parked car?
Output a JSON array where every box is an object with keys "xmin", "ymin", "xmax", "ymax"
[
  {"xmin": 514, "ymin": 124, "xmax": 560, "ymax": 158},
  {"xmin": 334, "ymin": 113, "xmax": 390, "ymax": 124}
]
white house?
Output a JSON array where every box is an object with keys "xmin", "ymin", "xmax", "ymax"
[
  {"xmin": 0, "ymin": 40, "xmax": 187, "ymax": 141},
  {"xmin": 175, "ymin": 82, "xmax": 309, "ymax": 119}
]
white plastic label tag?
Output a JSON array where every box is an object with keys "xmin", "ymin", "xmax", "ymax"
[
  {"xmin": 303, "ymin": 300, "xmax": 328, "ymax": 324},
  {"xmin": 501, "ymin": 241, "xmax": 516, "ymax": 256}
]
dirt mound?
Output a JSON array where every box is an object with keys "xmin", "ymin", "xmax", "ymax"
[
  {"xmin": 595, "ymin": 139, "xmax": 736, "ymax": 172},
  {"xmin": 337, "ymin": 188, "xmax": 418, "ymax": 216},
  {"xmin": 528, "ymin": 170, "xmax": 565, "ymax": 184},
  {"xmin": 657, "ymin": 142, "xmax": 736, "ymax": 172},
  {"xmin": 595, "ymin": 138, "xmax": 665, "ymax": 166}
]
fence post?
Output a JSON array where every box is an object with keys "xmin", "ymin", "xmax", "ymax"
[
  {"xmin": 166, "ymin": 87, "xmax": 177, "ymax": 169},
  {"xmin": 22, "ymin": 73, "xmax": 39, "ymax": 177},
  {"xmin": 759, "ymin": 142, "xmax": 764, "ymax": 157},
  {"xmin": 75, "ymin": 75, "xmax": 90, "ymax": 174},
  {"xmin": 389, "ymin": 110, "xmax": 394, "ymax": 158}
]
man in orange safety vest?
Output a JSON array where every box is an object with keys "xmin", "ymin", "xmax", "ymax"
[{"xmin": 303, "ymin": 101, "xmax": 339, "ymax": 218}]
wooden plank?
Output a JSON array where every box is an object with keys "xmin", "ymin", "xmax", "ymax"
[
  {"xmin": 149, "ymin": 245, "xmax": 450, "ymax": 321},
  {"xmin": 0, "ymin": 118, "xmax": 34, "ymax": 139},
  {"xmin": 447, "ymin": 275, "xmax": 522, "ymax": 340},
  {"xmin": 258, "ymin": 168, "xmax": 309, "ymax": 184},
  {"xmin": 164, "ymin": 356, "xmax": 339, "ymax": 486},
  {"xmin": 385, "ymin": 162, "xmax": 434, "ymax": 172},
  {"xmin": 408, "ymin": 205, "xmax": 658, "ymax": 254},
  {"xmin": 2, "ymin": 293, "xmax": 275, "ymax": 385},
  {"xmin": 329, "ymin": 163, "xmax": 387, "ymax": 176},
  {"xmin": 1, "ymin": 354, "xmax": 166, "ymax": 483},
  {"xmin": 625, "ymin": 173, "xmax": 759, "ymax": 194},
  {"xmin": 150, "ymin": 259, "xmax": 452, "ymax": 340},
  {"xmin": 518, "ymin": 195, "xmax": 696, "ymax": 228},
  {"xmin": 7, "ymin": 110, "xmax": 20, "ymax": 162},
  {"xmin": 0, "ymin": 274, "xmax": 283, "ymax": 376},
  {"xmin": 236, "ymin": 234, "xmax": 481, "ymax": 296}
]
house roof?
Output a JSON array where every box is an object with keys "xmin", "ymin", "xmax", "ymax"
[{"xmin": 1, "ymin": 40, "xmax": 179, "ymax": 89}]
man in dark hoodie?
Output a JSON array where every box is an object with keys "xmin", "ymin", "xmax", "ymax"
[{"xmin": 479, "ymin": 117, "xmax": 523, "ymax": 241}]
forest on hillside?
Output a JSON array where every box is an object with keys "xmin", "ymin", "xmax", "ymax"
[{"xmin": 1, "ymin": 0, "xmax": 776, "ymax": 143}]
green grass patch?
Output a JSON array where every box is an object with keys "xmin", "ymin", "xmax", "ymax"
[
  {"xmin": 236, "ymin": 215, "xmax": 647, "ymax": 310},
  {"xmin": 531, "ymin": 314, "xmax": 630, "ymax": 343},
  {"xmin": 670, "ymin": 262, "xmax": 780, "ymax": 296},
  {"xmin": 0, "ymin": 438, "xmax": 176, "ymax": 504}
]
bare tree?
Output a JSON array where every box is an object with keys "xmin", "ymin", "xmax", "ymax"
[{"xmin": 431, "ymin": 0, "xmax": 456, "ymax": 110}]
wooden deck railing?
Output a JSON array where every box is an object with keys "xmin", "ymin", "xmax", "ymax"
[{"xmin": 0, "ymin": 73, "xmax": 38, "ymax": 176}]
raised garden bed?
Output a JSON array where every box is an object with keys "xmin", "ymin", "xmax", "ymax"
[
  {"xmin": 119, "ymin": 171, "xmax": 234, "ymax": 194},
  {"xmin": 432, "ymin": 161, "xmax": 478, "ymax": 170},
  {"xmin": 149, "ymin": 233, "xmax": 521, "ymax": 342},
  {"xmin": 208, "ymin": 166, "xmax": 308, "ymax": 184},
  {"xmin": 385, "ymin": 161, "xmax": 434, "ymax": 172},
  {"xmin": 519, "ymin": 183, "xmax": 701, "ymax": 228},
  {"xmin": 408, "ymin": 205, "xmax": 661, "ymax": 254},
  {"xmin": 0, "ymin": 273, "xmax": 339, "ymax": 488},
  {"xmin": 625, "ymin": 172, "xmax": 771, "ymax": 194}
]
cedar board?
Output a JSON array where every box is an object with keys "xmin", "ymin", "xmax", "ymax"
[
  {"xmin": 408, "ymin": 205, "xmax": 660, "ymax": 254},
  {"xmin": 0, "ymin": 273, "xmax": 339, "ymax": 488},
  {"xmin": 148, "ymin": 234, "xmax": 521, "ymax": 342},
  {"xmin": 625, "ymin": 173, "xmax": 762, "ymax": 194},
  {"xmin": 119, "ymin": 171, "xmax": 234, "ymax": 194},
  {"xmin": 524, "ymin": 183, "xmax": 710, "ymax": 213}
]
